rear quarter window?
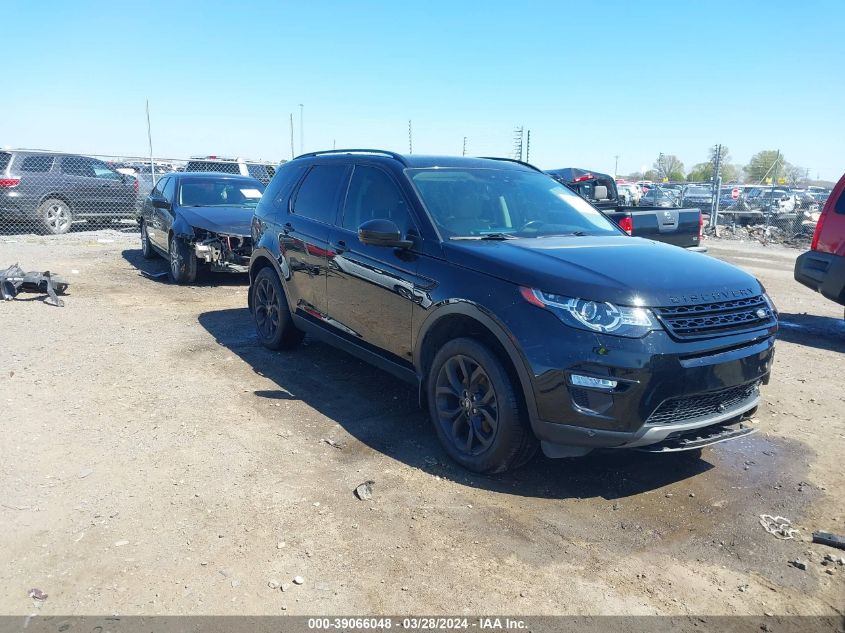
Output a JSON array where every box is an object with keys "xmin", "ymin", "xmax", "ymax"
[
  {"xmin": 291, "ymin": 164, "xmax": 349, "ymax": 224},
  {"xmin": 20, "ymin": 155, "xmax": 55, "ymax": 172},
  {"xmin": 0, "ymin": 152, "xmax": 10, "ymax": 172}
]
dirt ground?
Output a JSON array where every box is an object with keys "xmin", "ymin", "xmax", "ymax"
[{"xmin": 1, "ymin": 231, "xmax": 843, "ymax": 616}]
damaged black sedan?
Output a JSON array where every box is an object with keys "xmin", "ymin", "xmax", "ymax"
[{"xmin": 138, "ymin": 173, "xmax": 264, "ymax": 283}]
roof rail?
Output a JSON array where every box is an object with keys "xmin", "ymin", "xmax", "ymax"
[
  {"xmin": 478, "ymin": 156, "xmax": 543, "ymax": 172},
  {"xmin": 294, "ymin": 149, "xmax": 407, "ymax": 165}
]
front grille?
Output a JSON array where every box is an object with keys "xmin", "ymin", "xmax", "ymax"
[
  {"xmin": 654, "ymin": 295, "xmax": 774, "ymax": 339},
  {"xmin": 646, "ymin": 382, "xmax": 759, "ymax": 426}
]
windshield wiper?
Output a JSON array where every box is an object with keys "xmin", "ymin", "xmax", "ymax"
[
  {"xmin": 450, "ymin": 233, "xmax": 517, "ymax": 241},
  {"xmin": 537, "ymin": 231, "xmax": 590, "ymax": 237}
]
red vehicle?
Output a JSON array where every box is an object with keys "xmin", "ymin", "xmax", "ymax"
[{"xmin": 794, "ymin": 172, "xmax": 845, "ymax": 317}]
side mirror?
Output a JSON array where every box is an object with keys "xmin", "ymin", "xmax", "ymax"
[
  {"xmin": 152, "ymin": 197, "xmax": 171, "ymax": 210},
  {"xmin": 358, "ymin": 218, "xmax": 412, "ymax": 249}
]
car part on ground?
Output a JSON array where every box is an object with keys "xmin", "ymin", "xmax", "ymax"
[
  {"xmin": 248, "ymin": 151, "xmax": 778, "ymax": 473},
  {"xmin": 0, "ymin": 263, "xmax": 68, "ymax": 306}
]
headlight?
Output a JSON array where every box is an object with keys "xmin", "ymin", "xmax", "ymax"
[{"xmin": 521, "ymin": 288, "xmax": 659, "ymax": 338}]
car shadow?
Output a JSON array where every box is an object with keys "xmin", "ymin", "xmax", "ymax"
[
  {"xmin": 198, "ymin": 307, "xmax": 715, "ymax": 501},
  {"xmin": 121, "ymin": 248, "xmax": 249, "ymax": 287},
  {"xmin": 777, "ymin": 311, "xmax": 845, "ymax": 353}
]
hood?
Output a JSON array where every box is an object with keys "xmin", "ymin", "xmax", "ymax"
[
  {"xmin": 444, "ymin": 235, "xmax": 762, "ymax": 307},
  {"xmin": 175, "ymin": 205, "xmax": 253, "ymax": 236}
]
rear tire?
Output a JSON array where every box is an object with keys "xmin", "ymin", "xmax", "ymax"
[
  {"xmin": 39, "ymin": 198, "xmax": 73, "ymax": 235},
  {"xmin": 168, "ymin": 234, "xmax": 197, "ymax": 284},
  {"xmin": 251, "ymin": 267, "xmax": 304, "ymax": 350},
  {"xmin": 427, "ymin": 337, "xmax": 537, "ymax": 473}
]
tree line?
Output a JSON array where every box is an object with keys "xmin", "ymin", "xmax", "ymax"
[{"xmin": 625, "ymin": 148, "xmax": 813, "ymax": 186}]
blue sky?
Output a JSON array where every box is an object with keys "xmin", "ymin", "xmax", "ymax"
[{"xmin": 2, "ymin": 0, "xmax": 844, "ymax": 180}]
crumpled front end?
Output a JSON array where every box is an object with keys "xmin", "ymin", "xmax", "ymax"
[{"xmin": 191, "ymin": 230, "xmax": 252, "ymax": 273}]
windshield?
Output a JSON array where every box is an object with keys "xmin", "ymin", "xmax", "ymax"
[
  {"xmin": 178, "ymin": 178, "xmax": 264, "ymax": 207},
  {"xmin": 407, "ymin": 168, "xmax": 621, "ymax": 238}
]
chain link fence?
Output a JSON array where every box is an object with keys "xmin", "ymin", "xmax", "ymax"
[
  {"xmin": 0, "ymin": 149, "xmax": 279, "ymax": 236},
  {"xmin": 2, "ymin": 147, "xmax": 829, "ymax": 248}
]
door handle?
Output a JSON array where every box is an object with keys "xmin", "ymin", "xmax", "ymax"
[
  {"xmin": 282, "ymin": 222, "xmax": 293, "ymax": 234},
  {"xmin": 333, "ymin": 239, "xmax": 346, "ymax": 253}
]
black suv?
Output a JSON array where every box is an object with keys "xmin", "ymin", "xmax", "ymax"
[
  {"xmin": 248, "ymin": 150, "xmax": 778, "ymax": 473},
  {"xmin": 0, "ymin": 151, "xmax": 137, "ymax": 234}
]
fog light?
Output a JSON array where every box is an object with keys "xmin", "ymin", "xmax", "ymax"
[{"xmin": 570, "ymin": 374, "xmax": 617, "ymax": 390}]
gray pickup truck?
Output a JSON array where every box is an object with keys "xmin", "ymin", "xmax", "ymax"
[{"xmin": 547, "ymin": 168, "xmax": 704, "ymax": 251}]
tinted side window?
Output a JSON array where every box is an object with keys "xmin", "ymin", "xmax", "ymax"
[
  {"xmin": 292, "ymin": 165, "xmax": 348, "ymax": 224},
  {"xmin": 151, "ymin": 176, "xmax": 168, "ymax": 198},
  {"xmin": 342, "ymin": 165, "xmax": 414, "ymax": 234},
  {"xmin": 20, "ymin": 155, "xmax": 55, "ymax": 173},
  {"xmin": 0, "ymin": 152, "xmax": 10, "ymax": 172},
  {"xmin": 61, "ymin": 156, "xmax": 95, "ymax": 177},
  {"xmin": 261, "ymin": 162, "xmax": 308, "ymax": 214},
  {"xmin": 835, "ymin": 191, "xmax": 845, "ymax": 215},
  {"xmin": 162, "ymin": 177, "xmax": 177, "ymax": 202}
]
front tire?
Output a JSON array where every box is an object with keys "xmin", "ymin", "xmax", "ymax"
[
  {"xmin": 251, "ymin": 267, "xmax": 304, "ymax": 350},
  {"xmin": 39, "ymin": 198, "xmax": 73, "ymax": 235},
  {"xmin": 168, "ymin": 234, "xmax": 197, "ymax": 284},
  {"xmin": 427, "ymin": 338, "xmax": 537, "ymax": 473},
  {"xmin": 140, "ymin": 221, "xmax": 156, "ymax": 259}
]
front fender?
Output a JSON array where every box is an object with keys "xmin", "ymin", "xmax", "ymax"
[
  {"xmin": 172, "ymin": 213, "xmax": 195, "ymax": 239},
  {"xmin": 413, "ymin": 300, "xmax": 539, "ymax": 423}
]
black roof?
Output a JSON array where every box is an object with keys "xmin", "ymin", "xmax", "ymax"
[{"xmin": 292, "ymin": 149, "xmax": 539, "ymax": 172}]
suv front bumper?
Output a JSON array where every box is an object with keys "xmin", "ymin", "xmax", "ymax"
[{"xmin": 519, "ymin": 320, "xmax": 776, "ymax": 454}]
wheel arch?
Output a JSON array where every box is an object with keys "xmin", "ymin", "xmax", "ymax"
[{"xmin": 414, "ymin": 302, "xmax": 538, "ymax": 422}]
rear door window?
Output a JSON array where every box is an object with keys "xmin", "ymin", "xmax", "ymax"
[
  {"xmin": 835, "ymin": 191, "xmax": 845, "ymax": 215},
  {"xmin": 91, "ymin": 160, "xmax": 122, "ymax": 181},
  {"xmin": 61, "ymin": 156, "xmax": 96, "ymax": 177},
  {"xmin": 292, "ymin": 164, "xmax": 349, "ymax": 224},
  {"xmin": 162, "ymin": 177, "xmax": 177, "ymax": 202},
  {"xmin": 20, "ymin": 155, "xmax": 55, "ymax": 172}
]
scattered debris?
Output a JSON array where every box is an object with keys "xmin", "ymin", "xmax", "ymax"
[
  {"xmin": 140, "ymin": 270, "xmax": 168, "ymax": 280},
  {"xmin": 759, "ymin": 515, "xmax": 799, "ymax": 540},
  {"xmin": 268, "ymin": 579, "xmax": 280, "ymax": 589},
  {"xmin": 1, "ymin": 264, "xmax": 68, "ymax": 307},
  {"xmin": 738, "ymin": 584, "xmax": 749, "ymax": 592},
  {"xmin": 292, "ymin": 576, "xmax": 304, "ymax": 585},
  {"xmin": 319, "ymin": 438, "xmax": 342, "ymax": 449},
  {"xmin": 231, "ymin": 579, "xmax": 241, "ymax": 588},
  {"xmin": 354, "ymin": 480, "xmax": 375, "ymax": 501},
  {"xmin": 113, "ymin": 540, "xmax": 129, "ymax": 547},
  {"xmin": 276, "ymin": 541, "xmax": 286, "ymax": 549},
  {"xmin": 77, "ymin": 468, "xmax": 93, "ymax": 479},
  {"xmin": 812, "ymin": 531, "xmax": 845, "ymax": 550},
  {"xmin": 28, "ymin": 588, "xmax": 47, "ymax": 601},
  {"xmin": 788, "ymin": 559, "xmax": 808, "ymax": 571}
]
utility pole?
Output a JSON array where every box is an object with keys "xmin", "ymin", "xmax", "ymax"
[
  {"xmin": 289, "ymin": 113, "xmax": 295, "ymax": 159},
  {"xmin": 512, "ymin": 126, "xmax": 524, "ymax": 161},
  {"xmin": 299, "ymin": 104, "xmax": 304, "ymax": 154},
  {"xmin": 408, "ymin": 120, "xmax": 413, "ymax": 154},
  {"xmin": 462, "ymin": 137, "xmax": 467, "ymax": 157},
  {"xmin": 711, "ymin": 144, "xmax": 722, "ymax": 228},
  {"xmin": 767, "ymin": 150, "xmax": 780, "ymax": 229},
  {"xmin": 145, "ymin": 99, "xmax": 156, "ymax": 185},
  {"xmin": 525, "ymin": 130, "xmax": 531, "ymax": 163},
  {"xmin": 614, "ymin": 155, "xmax": 619, "ymax": 179}
]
